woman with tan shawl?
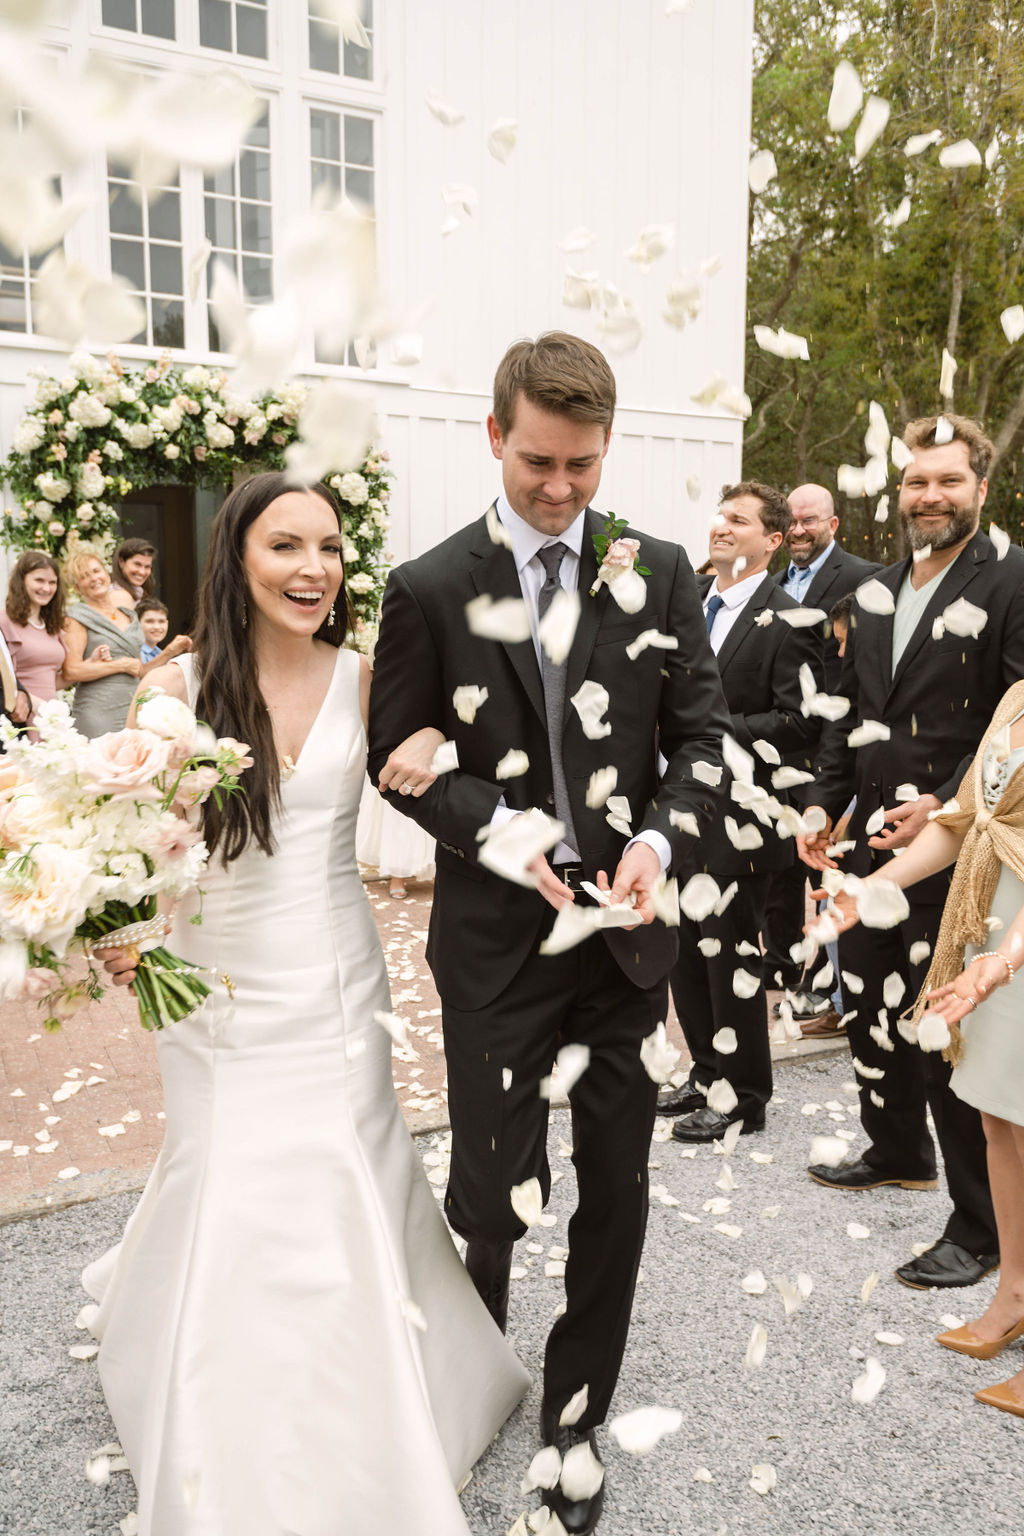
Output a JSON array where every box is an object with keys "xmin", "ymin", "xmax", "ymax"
[{"xmin": 818, "ymin": 679, "xmax": 1024, "ymax": 1422}]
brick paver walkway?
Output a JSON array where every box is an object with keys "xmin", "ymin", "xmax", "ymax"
[{"xmin": 0, "ymin": 877, "xmax": 835, "ymax": 1220}]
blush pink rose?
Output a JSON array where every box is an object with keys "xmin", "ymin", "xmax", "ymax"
[
  {"xmin": 23, "ymin": 966, "xmax": 60, "ymax": 999},
  {"xmin": 80, "ymin": 730, "xmax": 171, "ymax": 800},
  {"xmin": 173, "ymin": 765, "xmax": 222, "ymax": 808},
  {"xmin": 603, "ymin": 537, "xmax": 641, "ymax": 569}
]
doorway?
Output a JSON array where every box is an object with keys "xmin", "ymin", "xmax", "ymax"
[{"xmin": 117, "ymin": 483, "xmax": 224, "ymax": 635}]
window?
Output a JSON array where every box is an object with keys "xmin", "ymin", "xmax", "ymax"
[
  {"xmin": 199, "ymin": 0, "xmax": 268, "ymax": 59},
  {"xmin": 0, "ymin": 106, "xmax": 64, "ymax": 337},
  {"xmin": 309, "ymin": 107, "xmax": 374, "ymax": 365},
  {"xmin": 205, "ymin": 106, "xmax": 272, "ymax": 351},
  {"xmin": 107, "ymin": 158, "xmax": 185, "ymax": 348},
  {"xmin": 101, "ymin": 0, "xmax": 176, "ymax": 38},
  {"xmin": 308, "ymin": 0, "xmax": 373, "ymax": 80}
]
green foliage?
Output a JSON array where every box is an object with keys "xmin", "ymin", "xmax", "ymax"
[
  {"xmin": 1, "ymin": 351, "xmax": 393, "ymax": 635},
  {"xmin": 746, "ymin": 0, "xmax": 1024, "ymax": 557}
]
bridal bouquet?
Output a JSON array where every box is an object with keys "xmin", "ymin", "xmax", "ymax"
[{"xmin": 0, "ymin": 691, "xmax": 251, "ymax": 1032}]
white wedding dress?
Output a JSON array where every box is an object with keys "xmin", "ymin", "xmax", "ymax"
[{"xmin": 82, "ymin": 648, "xmax": 529, "ymax": 1536}]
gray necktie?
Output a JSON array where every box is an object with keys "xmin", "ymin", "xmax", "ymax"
[{"xmin": 536, "ymin": 542, "xmax": 579, "ymax": 855}]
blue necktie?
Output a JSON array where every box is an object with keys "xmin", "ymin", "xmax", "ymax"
[{"xmin": 705, "ymin": 593, "xmax": 725, "ymax": 636}]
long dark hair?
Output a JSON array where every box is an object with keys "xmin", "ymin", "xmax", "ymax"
[
  {"xmin": 111, "ymin": 537, "xmax": 157, "ymax": 599},
  {"xmin": 6, "ymin": 552, "xmax": 65, "ymax": 634},
  {"xmin": 191, "ymin": 471, "xmax": 355, "ymax": 862}
]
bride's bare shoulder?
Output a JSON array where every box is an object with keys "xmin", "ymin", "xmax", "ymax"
[{"xmin": 138, "ymin": 662, "xmax": 189, "ymax": 702}]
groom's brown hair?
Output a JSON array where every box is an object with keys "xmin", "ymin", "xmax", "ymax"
[{"xmin": 492, "ymin": 331, "xmax": 616, "ymax": 436}]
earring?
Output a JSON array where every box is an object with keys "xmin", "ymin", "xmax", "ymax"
[
  {"xmin": 242, "ymin": 597, "xmax": 247, "ymax": 630},
  {"xmin": 329, "ymin": 602, "xmax": 336, "ymax": 626}
]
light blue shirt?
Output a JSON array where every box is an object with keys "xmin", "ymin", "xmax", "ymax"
[{"xmin": 782, "ymin": 539, "xmax": 835, "ymax": 601}]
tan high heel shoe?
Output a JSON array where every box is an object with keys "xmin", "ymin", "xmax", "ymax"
[
  {"xmin": 975, "ymin": 1379, "xmax": 1024, "ymax": 1418},
  {"xmin": 936, "ymin": 1316, "xmax": 1024, "ymax": 1359}
]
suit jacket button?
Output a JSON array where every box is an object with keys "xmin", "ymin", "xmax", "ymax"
[{"xmin": 546, "ymin": 792, "xmax": 554, "ymax": 805}]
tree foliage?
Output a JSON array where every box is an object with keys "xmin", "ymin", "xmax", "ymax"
[{"xmin": 744, "ymin": 0, "xmax": 1024, "ymax": 557}]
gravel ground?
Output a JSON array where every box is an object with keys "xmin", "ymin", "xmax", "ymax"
[{"xmin": 2, "ymin": 1056, "xmax": 1022, "ymax": 1536}]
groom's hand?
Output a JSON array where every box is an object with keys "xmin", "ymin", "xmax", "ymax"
[
  {"xmin": 528, "ymin": 853, "xmax": 576, "ymax": 912},
  {"xmin": 599, "ymin": 842, "xmax": 661, "ymax": 927}
]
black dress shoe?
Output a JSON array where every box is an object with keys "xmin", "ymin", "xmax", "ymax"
[
  {"xmin": 655, "ymin": 1083, "xmax": 706, "ymax": 1117},
  {"xmin": 895, "ymin": 1238, "xmax": 1000, "ymax": 1290},
  {"xmin": 670, "ymin": 1106, "xmax": 764, "ymax": 1143},
  {"xmin": 464, "ymin": 1240, "xmax": 513, "ymax": 1333},
  {"xmin": 806, "ymin": 1156, "xmax": 938, "ymax": 1192},
  {"xmin": 538, "ymin": 1403, "xmax": 605, "ymax": 1535}
]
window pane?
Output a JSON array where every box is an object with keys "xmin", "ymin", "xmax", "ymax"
[
  {"xmin": 141, "ymin": 0, "xmax": 175, "ymax": 38},
  {"xmin": 240, "ymin": 202, "xmax": 271, "ymax": 253},
  {"xmin": 204, "ymin": 196, "xmax": 236, "ymax": 248},
  {"xmin": 109, "ymin": 184, "xmax": 144, "ymax": 237},
  {"xmin": 204, "ymin": 164, "xmax": 235, "ymax": 197},
  {"xmin": 207, "ymin": 306, "xmax": 222, "ymax": 352},
  {"xmin": 149, "ymin": 244, "xmax": 182, "ymax": 294},
  {"xmin": 248, "ymin": 108, "xmax": 270, "ymax": 150},
  {"xmin": 310, "ymin": 162, "xmax": 341, "ymax": 200},
  {"xmin": 102, "ymin": 0, "xmax": 137, "ymax": 29},
  {"xmin": 235, "ymin": 4, "xmax": 267, "ymax": 58},
  {"xmin": 309, "ymin": 17, "xmax": 340, "ymax": 73},
  {"xmin": 0, "ymin": 284, "xmax": 29, "ymax": 334},
  {"xmin": 239, "ymin": 150, "xmax": 270, "ymax": 202},
  {"xmin": 242, "ymin": 255, "xmax": 272, "ymax": 300},
  {"xmin": 199, "ymin": 0, "xmax": 231, "ymax": 50},
  {"xmin": 343, "ymin": 36, "xmax": 372, "ymax": 80},
  {"xmin": 111, "ymin": 238, "xmax": 146, "ymax": 290},
  {"xmin": 345, "ymin": 167, "xmax": 373, "ymax": 208},
  {"xmin": 310, "ymin": 109, "xmax": 340, "ymax": 163},
  {"xmin": 345, "ymin": 115, "xmax": 373, "ymax": 168},
  {"xmin": 151, "ymin": 297, "xmax": 184, "ymax": 348},
  {"xmin": 147, "ymin": 189, "xmax": 181, "ymax": 241}
]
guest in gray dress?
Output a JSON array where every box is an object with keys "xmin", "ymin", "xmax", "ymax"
[
  {"xmin": 818, "ymin": 678, "xmax": 1024, "ymax": 1423},
  {"xmin": 62, "ymin": 551, "xmax": 190, "ymax": 737}
]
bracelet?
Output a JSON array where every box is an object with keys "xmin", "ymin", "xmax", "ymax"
[{"xmin": 973, "ymin": 950, "xmax": 1017, "ymax": 984}]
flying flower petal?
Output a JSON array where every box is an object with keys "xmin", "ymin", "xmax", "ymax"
[
  {"xmin": 539, "ymin": 587, "xmax": 581, "ymax": 665},
  {"xmin": 938, "ymin": 139, "xmax": 982, "ymax": 169},
  {"xmin": 680, "ymin": 873, "xmax": 721, "ymax": 921},
  {"xmin": 510, "ymin": 1176, "xmax": 543, "ymax": 1228},
  {"xmin": 560, "ymin": 1441, "xmax": 605, "ymax": 1501},
  {"xmin": 496, "ymin": 749, "xmax": 529, "ymax": 780},
  {"xmin": 748, "ymin": 149, "xmax": 777, "ymax": 194},
  {"xmin": 627, "ymin": 223, "xmax": 674, "ymax": 268},
  {"xmin": 1000, "ymin": 307, "xmax": 1024, "ymax": 345},
  {"xmin": 571, "ymin": 680, "xmax": 612, "ymax": 739},
  {"xmin": 941, "ymin": 597, "xmax": 987, "ymax": 638},
  {"xmin": 283, "ymin": 378, "xmax": 376, "ymax": 485},
  {"xmin": 522, "ymin": 1444, "xmax": 562, "ymax": 1494},
  {"xmin": 34, "ymin": 253, "xmax": 145, "ymax": 347},
  {"xmin": 707, "ymin": 1077, "xmax": 738, "ymax": 1116},
  {"xmin": 487, "ymin": 118, "xmax": 518, "ymax": 162},
  {"xmin": 586, "ymin": 766, "xmax": 618, "ymax": 809},
  {"xmin": 847, "ymin": 720, "xmax": 890, "ymax": 748},
  {"xmin": 851, "ymin": 1357, "xmax": 886, "ymax": 1404},
  {"xmin": 712, "ymin": 1026, "xmax": 738, "ymax": 1055},
  {"xmin": 425, "ymin": 89, "xmax": 465, "ymax": 126},
  {"xmin": 430, "ymin": 741, "xmax": 458, "ymax": 774},
  {"xmin": 625, "ymin": 629, "xmax": 678, "ymax": 661},
  {"xmin": 465, "ymin": 594, "xmax": 533, "ymax": 643},
  {"xmin": 827, "ymin": 60, "xmax": 863, "ymax": 130},
  {"xmin": 852, "ymin": 96, "xmax": 890, "ymax": 164},
  {"xmin": 905, "ymin": 129, "xmax": 942, "ymax": 156},
  {"xmin": 479, "ymin": 807, "xmax": 563, "ymax": 888},
  {"xmin": 917, "ymin": 1013, "xmax": 951, "ymax": 1052},
  {"xmin": 753, "ymin": 324, "xmax": 810, "ymax": 360},
  {"xmin": 640, "ymin": 1021, "xmax": 681, "ymax": 1084},
  {"xmin": 609, "ymin": 1405, "xmax": 683, "ymax": 1454},
  {"xmin": 940, "ymin": 349, "xmax": 958, "ymax": 399},
  {"xmin": 856, "ymin": 579, "xmax": 896, "ymax": 615},
  {"xmin": 453, "ymin": 685, "xmax": 488, "ymax": 724}
]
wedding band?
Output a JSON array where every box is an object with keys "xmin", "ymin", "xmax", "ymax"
[{"xmin": 399, "ymin": 783, "xmax": 412, "ymax": 796}]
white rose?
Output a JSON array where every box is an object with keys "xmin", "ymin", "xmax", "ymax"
[
  {"xmin": 207, "ymin": 422, "xmax": 235, "ymax": 449},
  {"xmin": 77, "ymin": 462, "xmax": 105, "ymax": 498},
  {"xmin": 35, "ymin": 472, "xmax": 70, "ymax": 502},
  {"xmin": 69, "ymin": 391, "xmax": 112, "ymax": 428},
  {"xmin": 163, "ymin": 443, "xmax": 180, "ymax": 460},
  {"xmin": 33, "ymin": 499, "xmax": 56, "ymax": 522},
  {"xmin": 343, "ymin": 542, "xmax": 359, "ymax": 563},
  {"xmin": 63, "ymin": 421, "xmax": 81, "ymax": 442},
  {"xmin": 135, "ymin": 691, "xmax": 199, "ymax": 742},
  {"xmin": 76, "ymin": 503, "xmax": 94, "ymax": 524},
  {"xmin": 47, "ymin": 520, "xmax": 65, "ymax": 535},
  {"xmin": 12, "ymin": 416, "xmax": 46, "ymax": 454},
  {"xmin": 338, "ymin": 472, "xmax": 369, "ymax": 506},
  {"xmin": 182, "ymin": 366, "xmax": 210, "ymax": 388},
  {"xmin": 103, "ymin": 439, "xmax": 124, "ymax": 461},
  {"xmin": 346, "ymin": 572, "xmax": 375, "ymax": 594},
  {"xmin": 0, "ymin": 842, "xmax": 99, "ymax": 953},
  {"xmin": 119, "ymin": 386, "xmax": 137, "ymax": 404}
]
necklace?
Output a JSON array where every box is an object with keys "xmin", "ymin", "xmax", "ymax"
[{"xmin": 26, "ymin": 615, "xmax": 45, "ymax": 629}]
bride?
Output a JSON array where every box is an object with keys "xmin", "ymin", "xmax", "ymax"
[{"xmin": 87, "ymin": 471, "xmax": 529, "ymax": 1535}]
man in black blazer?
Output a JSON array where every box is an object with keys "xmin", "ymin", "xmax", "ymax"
[
  {"xmin": 0, "ymin": 629, "xmax": 29, "ymax": 748},
  {"xmin": 660, "ymin": 482, "xmax": 823, "ymax": 1141},
  {"xmin": 799, "ymin": 414, "xmax": 1024, "ymax": 1290},
  {"xmin": 368, "ymin": 332, "xmax": 730, "ymax": 1532},
  {"xmin": 762, "ymin": 486, "xmax": 883, "ymax": 1001}
]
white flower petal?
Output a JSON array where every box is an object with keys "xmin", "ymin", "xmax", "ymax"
[
  {"xmin": 570, "ymin": 680, "xmax": 612, "ymax": 740},
  {"xmin": 465, "ymin": 594, "xmax": 533, "ymax": 643},
  {"xmin": 742, "ymin": 1270, "xmax": 768, "ymax": 1295},
  {"xmin": 851, "ymin": 1357, "xmax": 886, "ymax": 1404},
  {"xmin": 905, "ymin": 129, "xmax": 942, "ymax": 156},
  {"xmin": 854, "ymin": 878, "xmax": 910, "ymax": 930},
  {"xmin": 855, "ymin": 579, "xmax": 896, "ymax": 616},
  {"xmin": 680, "ymin": 873, "xmax": 721, "ymax": 922},
  {"xmin": 609, "ymin": 1404, "xmax": 682, "ymax": 1454},
  {"xmin": 748, "ymin": 149, "xmax": 777, "ymax": 194},
  {"xmin": 626, "ymin": 223, "xmax": 674, "ymax": 268},
  {"xmin": 554, "ymin": 1043, "xmax": 591, "ymax": 1096},
  {"xmin": 558, "ymin": 225, "xmax": 596, "ymax": 253},
  {"xmin": 539, "ymin": 587, "xmax": 581, "ymax": 665},
  {"xmin": 744, "ymin": 1324, "xmax": 768, "ymax": 1370},
  {"xmin": 707, "ymin": 1077, "xmax": 738, "ymax": 1116},
  {"xmin": 847, "ymin": 719, "xmax": 891, "ymax": 748},
  {"xmin": 809, "ymin": 1135, "xmax": 849, "ymax": 1167},
  {"xmin": 753, "ymin": 323, "xmax": 810, "ymax": 360},
  {"xmin": 522, "ymin": 1444, "xmax": 562, "ymax": 1494},
  {"xmin": 496, "ymin": 749, "xmax": 529, "ymax": 780},
  {"xmin": 453, "ymin": 685, "xmax": 488, "ymax": 724},
  {"xmin": 425, "ymin": 89, "xmax": 465, "ymax": 126},
  {"xmin": 560, "ymin": 1441, "xmax": 605, "ymax": 1501},
  {"xmin": 1000, "ymin": 307, "xmax": 1024, "ymax": 346},
  {"xmin": 852, "ymin": 95, "xmax": 890, "ymax": 165},
  {"xmin": 712, "ymin": 1026, "xmax": 738, "ymax": 1055},
  {"xmin": 941, "ymin": 596, "xmax": 987, "ymax": 638},
  {"xmin": 586, "ymin": 766, "xmax": 618, "ymax": 809},
  {"xmin": 828, "ymin": 59, "xmax": 863, "ymax": 130},
  {"xmin": 847, "ymin": 1222, "xmax": 871, "ymax": 1240},
  {"xmin": 283, "ymin": 378, "xmax": 376, "ymax": 485},
  {"xmin": 480, "ymin": 808, "xmax": 563, "ymax": 888},
  {"xmin": 429, "ymin": 740, "xmax": 459, "ymax": 775},
  {"xmin": 487, "ymin": 117, "xmax": 518, "ymax": 163},
  {"xmin": 875, "ymin": 1331, "xmax": 903, "ymax": 1346},
  {"xmin": 625, "ymin": 628, "xmax": 678, "ymax": 661},
  {"xmin": 861, "ymin": 1272, "xmax": 879, "ymax": 1304},
  {"xmin": 939, "ymin": 138, "xmax": 982, "ymax": 169},
  {"xmin": 917, "ymin": 1013, "xmax": 952, "ymax": 1052},
  {"xmin": 510, "ymin": 1176, "xmax": 544, "ymax": 1228},
  {"xmin": 732, "ymin": 968, "xmax": 759, "ymax": 999},
  {"xmin": 750, "ymin": 1463, "xmax": 777, "ymax": 1496}
]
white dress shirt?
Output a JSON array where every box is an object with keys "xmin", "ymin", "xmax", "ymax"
[{"xmin": 703, "ymin": 568, "xmax": 769, "ymax": 653}]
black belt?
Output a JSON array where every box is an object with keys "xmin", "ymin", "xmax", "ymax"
[{"xmin": 552, "ymin": 863, "xmax": 587, "ymax": 894}]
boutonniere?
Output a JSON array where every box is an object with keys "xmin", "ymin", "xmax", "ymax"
[{"xmin": 590, "ymin": 514, "xmax": 651, "ymax": 613}]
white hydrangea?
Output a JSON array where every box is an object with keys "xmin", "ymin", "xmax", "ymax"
[
  {"xmin": 206, "ymin": 422, "xmax": 235, "ymax": 449},
  {"xmin": 77, "ymin": 462, "xmax": 105, "ymax": 499},
  {"xmin": 63, "ymin": 422, "xmax": 81, "ymax": 442},
  {"xmin": 347, "ymin": 572, "xmax": 375, "ymax": 594},
  {"xmin": 181, "ymin": 365, "xmax": 211, "ymax": 388},
  {"xmin": 69, "ymin": 352, "xmax": 107, "ymax": 386},
  {"xmin": 76, "ymin": 503, "xmax": 95, "ymax": 524},
  {"xmin": 33, "ymin": 499, "xmax": 56, "ymax": 522},
  {"xmin": 278, "ymin": 382, "xmax": 307, "ymax": 413},
  {"xmin": 338, "ymin": 471, "xmax": 369, "ymax": 506},
  {"xmin": 342, "ymin": 543, "xmax": 359, "ymax": 563},
  {"xmin": 118, "ymin": 385, "xmax": 138, "ymax": 404},
  {"xmin": 103, "ymin": 439, "xmax": 124, "ymax": 461},
  {"xmin": 68, "ymin": 391, "xmax": 112, "ymax": 428},
  {"xmin": 221, "ymin": 391, "xmax": 257, "ymax": 420},
  {"xmin": 30, "ymin": 379, "xmax": 61, "ymax": 408},
  {"xmin": 115, "ymin": 418, "xmax": 155, "ymax": 450},
  {"xmin": 151, "ymin": 401, "xmax": 184, "ymax": 433},
  {"xmin": 35, "ymin": 472, "xmax": 71, "ymax": 502},
  {"xmin": 12, "ymin": 416, "xmax": 46, "ymax": 454}
]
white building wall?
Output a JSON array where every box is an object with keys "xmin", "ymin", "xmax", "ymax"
[{"xmin": 0, "ymin": 0, "xmax": 753, "ymax": 577}]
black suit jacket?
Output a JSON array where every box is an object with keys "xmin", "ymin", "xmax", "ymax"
[
  {"xmin": 368, "ymin": 508, "xmax": 731, "ymax": 1010},
  {"xmin": 813, "ymin": 530, "xmax": 1024, "ymax": 899},
  {"xmin": 777, "ymin": 542, "xmax": 883, "ymax": 692},
  {"xmin": 684, "ymin": 574, "xmax": 823, "ymax": 880}
]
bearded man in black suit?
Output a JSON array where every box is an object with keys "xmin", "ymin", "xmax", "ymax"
[
  {"xmin": 799, "ymin": 414, "xmax": 1024, "ymax": 1291},
  {"xmin": 368, "ymin": 332, "xmax": 730, "ymax": 1534}
]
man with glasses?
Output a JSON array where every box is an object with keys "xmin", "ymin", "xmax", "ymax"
[{"xmin": 763, "ymin": 484, "xmax": 883, "ymax": 1021}]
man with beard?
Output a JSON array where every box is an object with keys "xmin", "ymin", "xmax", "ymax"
[
  {"xmin": 797, "ymin": 414, "xmax": 1024, "ymax": 1290},
  {"xmin": 763, "ymin": 486, "xmax": 883, "ymax": 1011}
]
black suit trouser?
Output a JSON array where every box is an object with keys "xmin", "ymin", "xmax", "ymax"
[
  {"xmin": 441, "ymin": 916, "xmax": 664, "ymax": 1428},
  {"xmin": 669, "ymin": 872, "xmax": 772, "ymax": 1122},
  {"xmin": 761, "ymin": 858, "xmax": 809, "ymax": 990},
  {"xmin": 838, "ymin": 898, "xmax": 997, "ymax": 1255}
]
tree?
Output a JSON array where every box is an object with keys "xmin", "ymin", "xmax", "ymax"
[{"xmin": 744, "ymin": 0, "xmax": 1024, "ymax": 557}]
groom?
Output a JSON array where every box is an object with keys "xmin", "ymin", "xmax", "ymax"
[{"xmin": 368, "ymin": 332, "xmax": 729, "ymax": 1532}]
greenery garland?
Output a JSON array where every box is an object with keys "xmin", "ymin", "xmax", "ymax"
[{"xmin": 0, "ymin": 350, "xmax": 392, "ymax": 639}]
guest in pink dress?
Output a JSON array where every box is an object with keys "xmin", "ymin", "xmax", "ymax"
[{"xmin": 0, "ymin": 553, "xmax": 66, "ymax": 730}]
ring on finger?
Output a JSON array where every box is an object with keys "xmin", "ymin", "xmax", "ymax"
[{"xmin": 399, "ymin": 783, "xmax": 412, "ymax": 796}]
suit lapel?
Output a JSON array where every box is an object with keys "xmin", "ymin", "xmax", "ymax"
[
  {"xmin": 855, "ymin": 560, "xmax": 902, "ymax": 693},
  {"xmin": 715, "ymin": 573, "xmax": 773, "ymax": 671},
  {"xmin": 564, "ymin": 510, "xmax": 610, "ymax": 710},
  {"xmin": 468, "ymin": 509, "xmax": 546, "ymax": 725},
  {"xmin": 888, "ymin": 536, "xmax": 988, "ymax": 697},
  {"xmin": 806, "ymin": 548, "xmax": 844, "ymax": 608}
]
